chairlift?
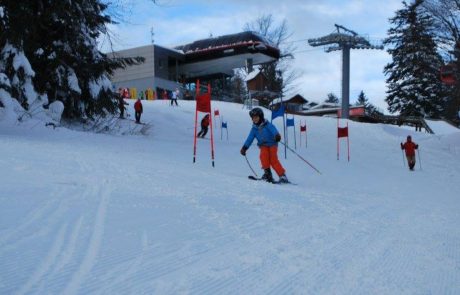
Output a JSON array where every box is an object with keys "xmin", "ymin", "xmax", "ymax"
[{"xmin": 440, "ymin": 64, "xmax": 457, "ymax": 85}]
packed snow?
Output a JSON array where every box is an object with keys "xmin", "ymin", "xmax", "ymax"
[
  {"xmin": 425, "ymin": 119, "xmax": 460, "ymax": 135},
  {"xmin": 1, "ymin": 99, "xmax": 460, "ymax": 294}
]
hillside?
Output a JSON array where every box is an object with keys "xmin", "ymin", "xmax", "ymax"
[{"xmin": 1, "ymin": 100, "xmax": 460, "ymax": 294}]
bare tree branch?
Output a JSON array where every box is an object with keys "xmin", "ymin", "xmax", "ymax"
[{"xmin": 243, "ymin": 14, "xmax": 299, "ymax": 99}]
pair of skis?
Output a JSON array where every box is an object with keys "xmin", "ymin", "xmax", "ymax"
[{"xmin": 247, "ymin": 175, "xmax": 296, "ymax": 185}]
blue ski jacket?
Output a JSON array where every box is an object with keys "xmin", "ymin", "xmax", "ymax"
[{"xmin": 243, "ymin": 119, "xmax": 280, "ymax": 149}]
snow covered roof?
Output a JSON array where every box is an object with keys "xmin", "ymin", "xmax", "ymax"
[
  {"xmin": 175, "ymin": 31, "xmax": 277, "ymax": 54},
  {"xmin": 310, "ymin": 102, "xmax": 340, "ymax": 110},
  {"xmin": 244, "ymin": 69, "xmax": 261, "ymax": 82}
]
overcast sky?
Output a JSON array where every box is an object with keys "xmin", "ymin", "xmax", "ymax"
[{"xmin": 102, "ymin": 0, "xmax": 405, "ymax": 112}]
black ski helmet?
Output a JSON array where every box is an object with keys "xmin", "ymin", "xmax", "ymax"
[{"xmin": 249, "ymin": 107, "xmax": 264, "ymax": 121}]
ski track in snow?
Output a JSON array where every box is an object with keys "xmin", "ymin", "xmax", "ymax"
[
  {"xmin": 1, "ymin": 100, "xmax": 460, "ymax": 294},
  {"xmin": 63, "ymin": 179, "xmax": 111, "ymax": 295}
]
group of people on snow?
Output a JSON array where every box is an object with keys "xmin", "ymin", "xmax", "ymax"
[
  {"xmin": 118, "ymin": 87, "xmax": 154, "ymax": 100},
  {"xmin": 160, "ymin": 88, "xmax": 181, "ymax": 106},
  {"xmin": 118, "ymin": 95, "xmax": 143, "ymax": 124},
  {"xmin": 119, "ymin": 92, "xmax": 420, "ymax": 181},
  {"xmin": 238, "ymin": 107, "xmax": 420, "ymax": 183}
]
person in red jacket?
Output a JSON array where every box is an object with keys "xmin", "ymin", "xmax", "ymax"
[
  {"xmin": 197, "ymin": 114, "xmax": 210, "ymax": 138},
  {"xmin": 134, "ymin": 98, "xmax": 143, "ymax": 123},
  {"xmin": 401, "ymin": 135, "xmax": 419, "ymax": 170}
]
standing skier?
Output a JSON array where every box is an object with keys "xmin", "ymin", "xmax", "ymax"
[
  {"xmin": 197, "ymin": 114, "xmax": 210, "ymax": 138},
  {"xmin": 118, "ymin": 95, "xmax": 128, "ymax": 118},
  {"xmin": 134, "ymin": 98, "xmax": 143, "ymax": 124},
  {"xmin": 171, "ymin": 88, "xmax": 179, "ymax": 106},
  {"xmin": 401, "ymin": 135, "xmax": 419, "ymax": 171},
  {"xmin": 240, "ymin": 107, "xmax": 288, "ymax": 183}
]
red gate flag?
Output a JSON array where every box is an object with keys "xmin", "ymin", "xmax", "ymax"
[
  {"xmin": 338, "ymin": 127, "xmax": 348, "ymax": 138},
  {"xmin": 196, "ymin": 93, "xmax": 211, "ymax": 113},
  {"xmin": 214, "ymin": 109, "xmax": 220, "ymax": 116},
  {"xmin": 193, "ymin": 80, "xmax": 214, "ymax": 166},
  {"xmin": 300, "ymin": 120, "xmax": 308, "ymax": 148},
  {"xmin": 337, "ymin": 119, "xmax": 350, "ymax": 161}
]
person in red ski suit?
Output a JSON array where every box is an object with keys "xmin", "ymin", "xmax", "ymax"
[
  {"xmin": 134, "ymin": 98, "xmax": 143, "ymax": 123},
  {"xmin": 197, "ymin": 114, "xmax": 210, "ymax": 138},
  {"xmin": 401, "ymin": 135, "xmax": 419, "ymax": 170}
]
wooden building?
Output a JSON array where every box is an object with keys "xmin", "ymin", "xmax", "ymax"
[{"xmin": 270, "ymin": 94, "xmax": 309, "ymax": 113}]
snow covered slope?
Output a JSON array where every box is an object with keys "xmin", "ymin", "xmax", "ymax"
[
  {"xmin": 1, "ymin": 100, "xmax": 460, "ymax": 294},
  {"xmin": 425, "ymin": 119, "xmax": 460, "ymax": 135}
]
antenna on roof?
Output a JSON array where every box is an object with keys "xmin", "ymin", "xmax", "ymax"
[{"xmin": 150, "ymin": 26, "xmax": 155, "ymax": 44}]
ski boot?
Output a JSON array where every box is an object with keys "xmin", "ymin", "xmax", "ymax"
[
  {"xmin": 278, "ymin": 174, "xmax": 289, "ymax": 183},
  {"xmin": 261, "ymin": 168, "xmax": 274, "ymax": 183}
]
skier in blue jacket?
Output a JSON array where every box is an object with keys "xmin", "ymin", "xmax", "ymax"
[{"xmin": 240, "ymin": 107, "xmax": 288, "ymax": 183}]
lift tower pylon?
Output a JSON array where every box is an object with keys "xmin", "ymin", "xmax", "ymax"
[{"xmin": 308, "ymin": 24, "xmax": 383, "ymax": 118}]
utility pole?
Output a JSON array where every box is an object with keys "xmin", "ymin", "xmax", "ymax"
[{"xmin": 308, "ymin": 24, "xmax": 383, "ymax": 118}]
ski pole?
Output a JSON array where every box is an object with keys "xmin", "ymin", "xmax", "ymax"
[
  {"xmin": 417, "ymin": 148, "xmax": 422, "ymax": 170},
  {"xmin": 244, "ymin": 155, "xmax": 258, "ymax": 177},
  {"xmin": 401, "ymin": 148, "xmax": 406, "ymax": 167},
  {"xmin": 279, "ymin": 141, "xmax": 322, "ymax": 175}
]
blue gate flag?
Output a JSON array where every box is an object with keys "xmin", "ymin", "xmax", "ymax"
[
  {"xmin": 222, "ymin": 122, "xmax": 227, "ymax": 128},
  {"xmin": 271, "ymin": 104, "xmax": 285, "ymax": 120},
  {"xmin": 286, "ymin": 118, "xmax": 295, "ymax": 127}
]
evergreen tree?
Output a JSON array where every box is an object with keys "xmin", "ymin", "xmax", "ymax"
[
  {"xmin": 230, "ymin": 71, "xmax": 247, "ymax": 104},
  {"xmin": 325, "ymin": 93, "xmax": 339, "ymax": 104},
  {"xmin": 355, "ymin": 90, "xmax": 368, "ymax": 106},
  {"xmin": 355, "ymin": 90, "xmax": 383, "ymax": 116},
  {"xmin": 383, "ymin": 0, "xmax": 447, "ymax": 118},
  {"xmin": 423, "ymin": 0, "xmax": 460, "ymax": 121},
  {"xmin": 0, "ymin": 3, "xmax": 41, "ymax": 114},
  {"xmin": 0, "ymin": 1, "xmax": 143, "ymax": 121}
]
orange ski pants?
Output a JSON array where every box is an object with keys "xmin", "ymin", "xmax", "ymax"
[{"xmin": 259, "ymin": 146, "xmax": 285, "ymax": 176}]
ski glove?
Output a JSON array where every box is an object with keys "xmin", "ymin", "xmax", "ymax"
[
  {"xmin": 275, "ymin": 134, "xmax": 281, "ymax": 142},
  {"xmin": 240, "ymin": 146, "xmax": 247, "ymax": 156}
]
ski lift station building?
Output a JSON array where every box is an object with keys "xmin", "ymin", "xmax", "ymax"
[{"xmin": 109, "ymin": 31, "xmax": 280, "ymax": 99}]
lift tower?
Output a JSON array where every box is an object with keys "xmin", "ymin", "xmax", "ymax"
[{"xmin": 308, "ymin": 24, "xmax": 383, "ymax": 118}]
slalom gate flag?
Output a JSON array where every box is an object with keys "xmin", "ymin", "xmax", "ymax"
[
  {"xmin": 196, "ymin": 93, "xmax": 211, "ymax": 113},
  {"xmin": 221, "ymin": 122, "xmax": 227, "ymax": 128},
  {"xmin": 214, "ymin": 109, "xmax": 220, "ymax": 116},
  {"xmin": 337, "ymin": 120, "xmax": 350, "ymax": 161},
  {"xmin": 338, "ymin": 127, "xmax": 348, "ymax": 138},
  {"xmin": 300, "ymin": 125, "xmax": 307, "ymax": 132},
  {"xmin": 194, "ymin": 80, "xmax": 215, "ymax": 167},
  {"xmin": 286, "ymin": 118, "xmax": 295, "ymax": 127},
  {"xmin": 271, "ymin": 104, "xmax": 285, "ymax": 120}
]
